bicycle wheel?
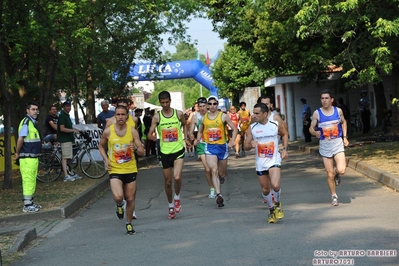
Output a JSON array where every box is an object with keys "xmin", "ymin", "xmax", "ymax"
[
  {"xmin": 68, "ymin": 144, "xmax": 80, "ymax": 170},
  {"xmin": 37, "ymin": 152, "xmax": 62, "ymax": 182},
  {"xmin": 79, "ymin": 148, "xmax": 107, "ymax": 179}
]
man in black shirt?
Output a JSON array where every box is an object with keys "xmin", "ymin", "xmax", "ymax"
[{"xmin": 43, "ymin": 105, "xmax": 58, "ymax": 143}]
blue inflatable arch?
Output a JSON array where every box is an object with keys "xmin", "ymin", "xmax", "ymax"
[{"xmin": 128, "ymin": 60, "xmax": 219, "ymax": 96}]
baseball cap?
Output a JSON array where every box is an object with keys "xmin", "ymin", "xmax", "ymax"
[
  {"xmin": 62, "ymin": 100, "xmax": 71, "ymax": 106},
  {"xmin": 207, "ymin": 95, "xmax": 219, "ymax": 102},
  {"xmin": 197, "ymin": 97, "xmax": 207, "ymax": 104},
  {"xmin": 361, "ymin": 90, "xmax": 367, "ymax": 93}
]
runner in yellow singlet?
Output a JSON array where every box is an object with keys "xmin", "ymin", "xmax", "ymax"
[
  {"xmin": 98, "ymin": 105, "xmax": 145, "ymax": 235},
  {"xmin": 238, "ymin": 102, "xmax": 251, "ymax": 157},
  {"xmin": 194, "ymin": 96, "xmax": 238, "ymax": 208}
]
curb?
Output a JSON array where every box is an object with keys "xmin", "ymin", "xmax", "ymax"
[
  {"xmin": 0, "ymin": 155, "xmax": 159, "ymax": 254},
  {"xmin": 291, "ymin": 145, "xmax": 399, "ymax": 192}
]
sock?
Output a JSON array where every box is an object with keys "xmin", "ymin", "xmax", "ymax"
[
  {"xmin": 332, "ymin": 193, "xmax": 338, "ymax": 199},
  {"xmin": 262, "ymin": 193, "xmax": 274, "ymax": 209},
  {"xmin": 168, "ymin": 202, "xmax": 174, "ymax": 208},
  {"xmin": 117, "ymin": 201, "xmax": 124, "ymax": 207},
  {"xmin": 210, "ymin": 188, "xmax": 215, "ymax": 192},
  {"xmin": 272, "ymin": 188, "xmax": 281, "ymax": 203},
  {"xmin": 217, "ymin": 193, "xmax": 222, "ymax": 197},
  {"xmin": 174, "ymin": 194, "xmax": 180, "ymax": 200},
  {"xmin": 23, "ymin": 196, "xmax": 33, "ymax": 206}
]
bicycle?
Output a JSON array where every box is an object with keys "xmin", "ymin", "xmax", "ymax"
[
  {"xmin": 37, "ymin": 131, "xmax": 107, "ymax": 182},
  {"xmin": 350, "ymin": 112, "xmax": 363, "ymax": 134}
]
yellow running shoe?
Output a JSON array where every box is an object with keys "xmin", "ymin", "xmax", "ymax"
[
  {"xmin": 268, "ymin": 211, "xmax": 277, "ymax": 223},
  {"xmin": 274, "ymin": 202, "xmax": 284, "ymax": 220}
]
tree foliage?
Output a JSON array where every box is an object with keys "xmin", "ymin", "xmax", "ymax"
[
  {"xmin": 211, "ymin": 45, "xmax": 268, "ymax": 103},
  {"xmin": 204, "ymin": 0, "xmax": 399, "ymax": 125}
]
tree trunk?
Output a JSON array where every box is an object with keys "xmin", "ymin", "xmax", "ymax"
[
  {"xmin": 391, "ymin": 65, "xmax": 399, "ymax": 131},
  {"xmin": 38, "ymin": 39, "xmax": 58, "ymax": 131},
  {"xmin": 0, "ymin": 0, "xmax": 13, "ymax": 189},
  {"xmin": 85, "ymin": 43, "xmax": 95, "ymax": 124},
  {"xmin": 372, "ymin": 81, "xmax": 387, "ymax": 128}
]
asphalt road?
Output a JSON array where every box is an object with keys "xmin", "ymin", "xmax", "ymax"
[{"xmin": 11, "ymin": 150, "xmax": 399, "ymax": 266}]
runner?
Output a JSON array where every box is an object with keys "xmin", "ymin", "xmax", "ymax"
[
  {"xmin": 189, "ymin": 97, "xmax": 215, "ymax": 198},
  {"xmin": 98, "ymin": 105, "xmax": 144, "ymax": 235},
  {"xmin": 238, "ymin": 102, "xmax": 251, "ymax": 157},
  {"xmin": 228, "ymin": 106, "xmax": 241, "ymax": 158},
  {"xmin": 244, "ymin": 103, "xmax": 289, "ymax": 223},
  {"xmin": 194, "ymin": 96, "xmax": 237, "ymax": 207},
  {"xmin": 309, "ymin": 89, "xmax": 349, "ymax": 206},
  {"xmin": 147, "ymin": 91, "xmax": 190, "ymax": 219}
]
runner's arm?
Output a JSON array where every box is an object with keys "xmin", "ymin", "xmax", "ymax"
[{"xmin": 309, "ymin": 110, "xmax": 320, "ymax": 138}]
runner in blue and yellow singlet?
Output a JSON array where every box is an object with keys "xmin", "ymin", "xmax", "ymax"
[
  {"xmin": 189, "ymin": 97, "xmax": 215, "ymax": 199},
  {"xmin": 195, "ymin": 96, "xmax": 238, "ymax": 208}
]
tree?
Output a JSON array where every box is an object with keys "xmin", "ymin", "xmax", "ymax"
[{"xmin": 211, "ymin": 45, "xmax": 268, "ymax": 103}]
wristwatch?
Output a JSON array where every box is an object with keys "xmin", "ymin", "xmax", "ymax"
[{"xmin": 283, "ymin": 147, "xmax": 289, "ymax": 150}]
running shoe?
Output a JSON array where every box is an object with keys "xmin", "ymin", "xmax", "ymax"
[
  {"xmin": 168, "ymin": 208, "xmax": 176, "ymax": 219},
  {"xmin": 132, "ymin": 211, "xmax": 137, "ymax": 219},
  {"xmin": 219, "ymin": 175, "xmax": 225, "ymax": 184},
  {"xmin": 32, "ymin": 203, "xmax": 42, "ymax": 210},
  {"xmin": 331, "ymin": 195, "xmax": 339, "ymax": 206},
  {"xmin": 174, "ymin": 199, "xmax": 181, "ymax": 213},
  {"xmin": 126, "ymin": 223, "xmax": 136, "ymax": 235},
  {"xmin": 268, "ymin": 210, "xmax": 277, "ymax": 223},
  {"xmin": 334, "ymin": 168, "xmax": 341, "ymax": 186},
  {"xmin": 235, "ymin": 153, "xmax": 239, "ymax": 158},
  {"xmin": 22, "ymin": 205, "xmax": 39, "ymax": 213},
  {"xmin": 71, "ymin": 173, "xmax": 83, "ymax": 180},
  {"xmin": 63, "ymin": 175, "xmax": 75, "ymax": 182},
  {"xmin": 274, "ymin": 202, "xmax": 284, "ymax": 220},
  {"xmin": 116, "ymin": 202, "xmax": 124, "ymax": 220},
  {"xmin": 208, "ymin": 189, "xmax": 216, "ymax": 199},
  {"xmin": 216, "ymin": 194, "xmax": 224, "ymax": 207}
]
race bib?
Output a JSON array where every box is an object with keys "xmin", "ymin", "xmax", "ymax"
[
  {"xmin": 322, "ymin": 125, "xmax": 339, "ymax": 139},
  {"xmin": 257, "ymin": 142, "xmax": 274, "ymax": 158},
  {"xmin": 113, "ymin": 144, "xmax": 132, "ymax": 164},
  {"xmin": 162, "ymin": 128, "xmax": 178, "ymax": 142},
  {"xmin": 207, "ymin": 128, "xmax": 222, "ymax": 141}
]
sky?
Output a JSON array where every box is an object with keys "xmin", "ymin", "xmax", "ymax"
[{"xmin": 161, "ymin": 17, "xmax": 226, "ymax": 60}]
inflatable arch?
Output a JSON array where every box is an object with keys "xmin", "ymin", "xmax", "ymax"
[{"xmin": 128, "ymin": 60, "xmax": 219, "ymax": 96}]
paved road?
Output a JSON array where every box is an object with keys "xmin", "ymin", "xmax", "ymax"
[{"xmin": 11, "ymin": 150, "xmax": 399, "ymax": 266}]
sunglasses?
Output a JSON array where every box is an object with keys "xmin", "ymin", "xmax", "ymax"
[{"xmin": 208, "ymin": 102, "xmax": 218, "ymax": 106}]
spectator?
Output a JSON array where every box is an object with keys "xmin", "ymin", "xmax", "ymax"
[
  {"xmin": 134, "ymin": 108, "xmax": 143, "ymax": 142},
  {"xmin": 382, "ymin": 94, "xmax": 394, "ymax": 134},
  {"xmin": 43, "ymin": 105, "xmax": 58, "ymax": 143},
  {"xmin": 57, "ymin": 100, "xmax": 82, "ymax": 182},
  {"xmin": 97, "ymin": 100, "xmax": 115, "ymax": 130},
  {"xmin": 358, "ymin": 90, "xmax": 371, "ymax": 133},
  {"xmin": 143, "ymin": 108, "xmax": 155, "ymax": 156},
  {"xmin": 300, "ymin": 98, "xmax": 312, "ymax": 142}
]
